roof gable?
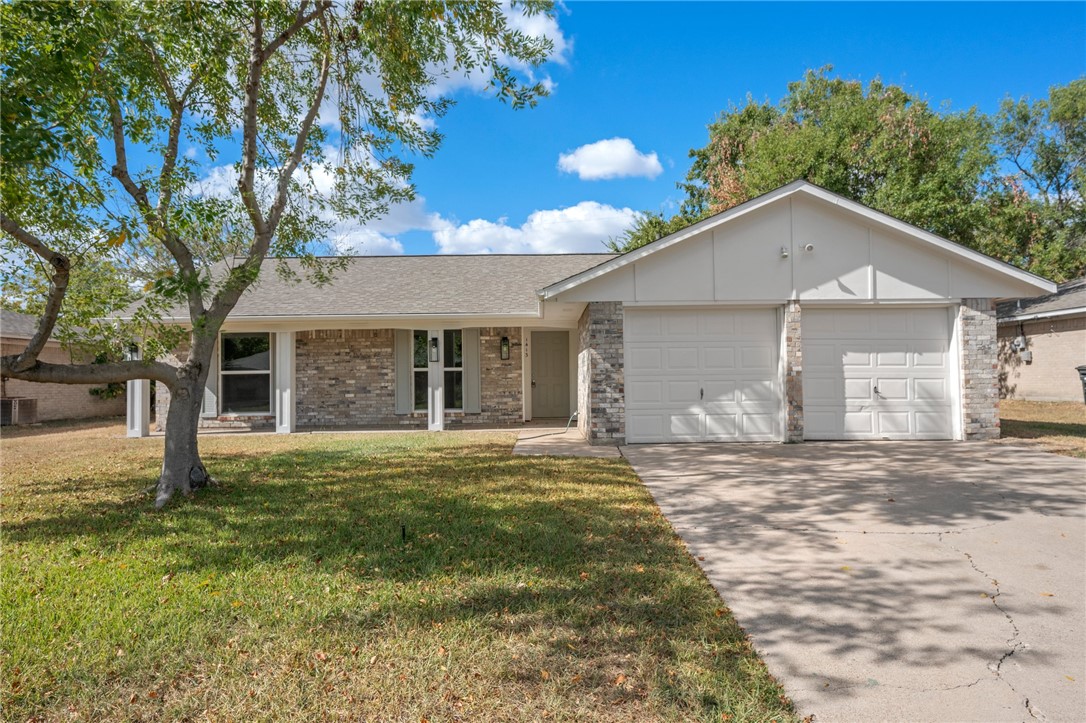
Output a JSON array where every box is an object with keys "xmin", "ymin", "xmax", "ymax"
[{"xmin": 541, "ymin": 181, "xmax": 1056, "ymax": 301}]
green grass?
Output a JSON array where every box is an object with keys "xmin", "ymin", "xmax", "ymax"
[
  {"xmin": 1000, "ymin": 399, "xmax": 1086, "ymax": 458},
  {"xmin": 1, "ymin": 422, "xmax": 795, "ymax": 722}
]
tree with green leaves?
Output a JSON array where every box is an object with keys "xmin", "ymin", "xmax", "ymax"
[
  {"xmin": 979, "ymin": 79, "xmax": 1085, "ymax": 280},
  {"xmin": 611, "ymin": 69, "xmax": 1085, "ymax": 282},
  {"xmin": 1, "ymin": 0, "xmax": 555, "ymax": 507}
]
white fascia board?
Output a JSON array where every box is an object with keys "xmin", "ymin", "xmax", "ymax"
[
  {"xmin": 537, "ymin": 181, "xmax": 809, "ymax": 299},
  {"xmin": 996, "ymin": 306, "xmax": 1086, "ymax": 324},
  {"xmin": 133, "ymin": 311, "xmax": 543, "ymax": 325},
  {"xmin": 538, "ymin": 180, "xmax": 1057, "ymax": 299}
]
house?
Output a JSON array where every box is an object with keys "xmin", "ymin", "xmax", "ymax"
[
  {"xmin": 1, "ymin": 309, "xmax": 127, "ymax": 424},
  {"xmin": 130, "ymin": 181, "xmax": 1056, "ymax": 443},
  {"xmin": 997, "ymin": 277, "xmax": 1086, "ymax": 402}
]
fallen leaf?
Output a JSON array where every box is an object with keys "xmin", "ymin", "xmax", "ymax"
[
  {"xmin": 1040, "ymin": 592, "xmax": 1055, "ymax": 597},
  {"xmin": 314, "ymin": 651, "xmax": 328, "ymax": 662},
  {"xmin": 147, "ymin": 690, "xmax": 157, "ymax": 699},
  {"xmin": 231, "ymin": 600, "xmax": 244, "ymax": 608},
  {"xmin": 1066, "ymin": 675, "xmax": 1076, "ymax": 682},
  {"xmin": 579, "ymin": 571, "xmax": 589, "ymax": 581},
  {"xmin": 613, "ymin": 673, "xmax": 627, "ymax": 686},
  {"xmin": 886, "ymin": 498, "xmax": 895, "ymax": 503},
  {"xmin": 697, "ymin": 556, "xmax": 705, "ymax": 561},
  {"xmin": 840, "ymin": 566, "xmax": 852, "ymax": 572},
  {"xmin": 540, "ymin": 669, "xmax": 550, "ymax": 681},
  {"xmin": 438, "ymin": 646, "xmax": 447, "ymax": 656}
]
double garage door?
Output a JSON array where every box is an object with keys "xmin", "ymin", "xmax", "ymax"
[{"xmin": 624, "ymin": 307, "xmax": 953, "ymax": 443}]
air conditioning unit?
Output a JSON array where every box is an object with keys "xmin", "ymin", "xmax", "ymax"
[{"xmin": 1, "ymin": 398, "xmax": 38, "ymax": 426}]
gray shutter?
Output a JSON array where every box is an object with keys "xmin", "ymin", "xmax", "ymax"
[
  {"xmin": 201, "ymin": 340, "xmax": 218, "ymax": 418},
  {"xmin": 394, "ymin": 329, "xmax": 412, "ymax": 415},
  {"xmin": 463, "ymin": 328, "xmax": 481, "ymax": 414}
]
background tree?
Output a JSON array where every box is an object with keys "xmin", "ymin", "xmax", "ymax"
[
  {"xmin": 1, "ymin": 0, "xmax": 555, "ymax": 507},
  {"xmin": 979, "ymin": 79, "xmax": 1085, "ymax": 280},
  {"xmin": 611, "ymin": 69, "xmax": 1085, "ymax": 281}
]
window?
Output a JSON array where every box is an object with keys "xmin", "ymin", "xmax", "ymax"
[
  {"xmin": 413, "ymin": 331, "xmax": 428, "ymax": 411},
  {"xmin": 411, "ymin": 330, "xmax": 464, "ymax": 412},
  {"xmin": 221, "ymin": 333, "xmax": 271, "ymax": 414},
  {"xmin": 444, "ymin": 329, "xmax": 463, "ymax": 410}
]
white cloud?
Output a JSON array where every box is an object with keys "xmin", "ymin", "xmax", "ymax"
[
  {"xmin": 433, "ymin": 201, "xmax": 638, "ymax": 254},
  {"xmin": 428, "ymin": 4, "xmax": 570, "ymax": 99},
  {"xmin": 558, "ymin": 137, "xmax": 663, "ymax": 181},
  {"xmin": 189, "ymin": 155, "xmax": 445, "ymax": 256}
]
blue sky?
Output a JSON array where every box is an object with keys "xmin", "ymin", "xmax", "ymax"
[{"xmin": 362, "ymin": 1, "xmax": 1084, "ymax": 256}]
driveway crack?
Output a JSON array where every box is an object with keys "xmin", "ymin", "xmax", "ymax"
[{"xmin": 938, "ymin": 533, "xmax": 1044, "ymax": 721}]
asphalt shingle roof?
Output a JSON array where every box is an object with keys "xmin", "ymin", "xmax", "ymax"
[
  {"xmin": 174, "ymin": 254, "xmax": 616, "ymax": 318},
  {"xmin": 1, "ymin": 309, "xmax": 44, "ymax": 339},
  {"xmin": 997, "ymin": 276, "xmax": 1086, "ymax": 319}
]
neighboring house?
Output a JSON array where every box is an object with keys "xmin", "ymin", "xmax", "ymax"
[
  {"xmin": 997, "ymin": 277, "xmax": 1086, "ymax": 402},
  {"xmin": 129, "ymin": 181, "xmax": 1055, "ymax": 444},
  {"xmin": 1, "ymin": 309, "xmax": 127, "ymax": 424}
]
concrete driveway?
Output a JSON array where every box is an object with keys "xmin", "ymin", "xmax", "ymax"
[{"xmin": 623, "ymin": 442, "xmax": 1086, "ymax": 723}]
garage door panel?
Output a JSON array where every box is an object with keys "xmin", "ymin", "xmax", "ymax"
[
  {"xmin": 703, "ymin": 379, "xmax": 736, "ymax": 403},
  {"xmin": 843, "ymin": 411, "xmax": 876, "ymax": 434},
  {"xmin": 915, "ymin": 378, "xmax": 948, "ymax": 401},
  {"xmin": 628, "ymin": 380, "xmax": 663, "ymax": 404},
  {"xmin": 844, "ymin": 378, "xmax": 873, "ymax": 401},
  {"xmin": 666, "ymin": 313, "xmax": 699, "ymax": 336},
  {"xmin": 705, "ymin": 413, "xmax": 738, "ymax": 437},
  {"xmin": 627, "ymin": 347, "xmax": 663, "ymax": 372},
  {"xmin": 669, "ymin": 414, "xmax": 702, "ymax": 438},
  {"xmin": 667, "ymin": 347, "xmax": 699, "ymax": 369},
  {"xmin": 877, "ymin": 350, "xmax": 908, "ymax": 367},
  {"xmin": 703, "ymin": 347, "xmax": 736, "ymax": 370},
  {"xmin": 666, "ymin": 380, "xmax": 700, "ymax": 404},
  {"xmin": 625, "ymin": 307, "xmax": 782, "ymax": 443},
  {"xmin": 878, "ymin": 411, "xmax": 911, "ymax": 435},
  {"xmin": 842, "ymin": 348, "xmax": 874, "ymax": 367},
  {"xmin": 741, "ymin": 346, "xmax": 774, "ymax": 369},
  {"xmin": 916, "ymin": 412, "xmax": 950, "ymax": 435},
  {"xmin": 741, "ymin": 413, "xmax": 778, "ymax": 436},
  {"xmin": 740, "ymin": 379, "xmax": 778, "ymax": 403},
  {"xmin": 804, "ymin": 308, "xmax": 953, "ymax": 440}
]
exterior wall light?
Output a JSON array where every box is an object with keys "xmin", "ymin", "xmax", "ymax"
[
  {"xmin": 429, "ymin": 336, "xmax": 440, "ymax": 363},
  {"xmin": 500, "ymin": 336, "xmax": 510, "ymax": 360}
]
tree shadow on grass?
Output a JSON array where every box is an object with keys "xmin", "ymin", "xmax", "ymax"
[{"xmin": 4, "ymin": 440, "xmax": 793, "ymax": 717}]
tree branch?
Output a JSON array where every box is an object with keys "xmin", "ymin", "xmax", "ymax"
[
  {"xmin": 263, "ymin": 1, "xmax": 328, "ymax": 60},
  {"xmin": 238, "ymin": 6, "xmax": 268, "ymax": 236},
  {"xmin": 0, "ymin": 357, "xmax": 179, "ymax": 387},
  {"xmin": 108, "ymin": 95, "xmax": 204, "ymax": 319},
  {"xmin": 0, "ymin": 214, "xmax": 70, "ymax": 373},
  {"xmin": 108, "ymin": 97, "xmax": 155, "ymax": 216},
  {"xmin": 268, "ymin": 20, "xmax": 331, "ymax": 231}
]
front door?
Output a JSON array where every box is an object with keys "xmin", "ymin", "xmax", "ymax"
[{"xmin": 531, "ymin": 331, "xmax": 570, "ymax": 418}]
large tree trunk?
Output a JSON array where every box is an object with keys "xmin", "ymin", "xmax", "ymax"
[{"xmin": 156, "ymin": 377, "xmax": 212, "ymax": 508}]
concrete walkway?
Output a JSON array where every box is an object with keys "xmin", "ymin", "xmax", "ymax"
[
  {"xmin": 513, "ymin": 427, "xmax": 621, "ymax": 458},
  {"xmin": 623, "ymin": 441, "xmax": 1086, "ymax": 723}
]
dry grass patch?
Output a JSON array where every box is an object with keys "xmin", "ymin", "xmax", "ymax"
[
  {"xmin": 1, "ymin": 422, "xmax": 795, "ymax": 722},
  {"xmin": 1000, "ymin": 400, "xmax": 1086, "ymax": 458}
]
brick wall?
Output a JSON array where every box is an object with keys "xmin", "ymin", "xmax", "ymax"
[
  {"xmin": 960, "ymin": 299, "xmax": 1000, "ymax": 440},
  {"xmin": 998, "ymin": 315, "xmax": 1086, "ymax": 402},
  {"xmin": 295, "ymin": 327, "xmax": 523, "ymax": 430},
  {"xmin": 784, "ymin": 301, "xmax": 804, "ymax": 442},
  {"xmin": 576, "ymin": 302, "xmax": 625, "ymax": 444},
  {"xmin": 1, "ymin": 339, "xmax": 126, "ymax": 423}
]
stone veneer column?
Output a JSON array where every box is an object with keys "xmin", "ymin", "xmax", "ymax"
[
  {"xmin": 784, "ymin": 300, "xmax": 804, "ymax": 443},
  {"xmin": 576, "ymin": 302, "xmax": 625, "ymax": 445},
  {"xmin": 959, "ymin": 299, "xmax": 1000, "ymax": 440}
]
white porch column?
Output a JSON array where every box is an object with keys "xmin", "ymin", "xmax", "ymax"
[
  {"xmin": 126, "ymin": 379, "xmax": 150, "ymax": 438},
  {"xmin": 274, "ymin": 331, "xmax": 296, "ymax": 434},
  {"xmin": 427, "ymin": 329, "xmax": 444, "ymax": 431}
]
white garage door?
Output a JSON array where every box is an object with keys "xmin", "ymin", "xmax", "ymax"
[
  {"xmin": 804, "ymin": 308, "xmax": 954, "ymax": 440},
  {"xmin": 625, "ymin": 308, "xmax": 782, "ymax": 443}
]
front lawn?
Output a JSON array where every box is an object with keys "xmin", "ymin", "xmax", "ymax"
[
  {"xmin": 1000, "ymin": 399, "xmax": 1086, "ymax": 458},
  {"xmin": 1, "ymin": 423, "xmax": 794, "ymax": 722}
]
